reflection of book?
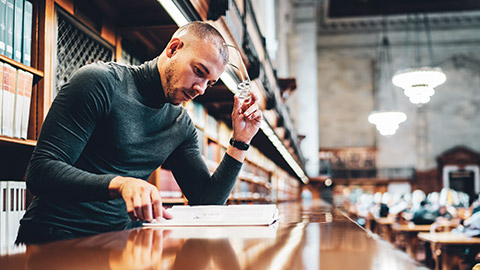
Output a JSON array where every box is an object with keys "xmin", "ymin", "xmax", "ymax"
[
  {"xmin": 164, "ymin": 222, "xmax": 279, "ymax": 239},
  {"xmin": 144, "ymin": 204, "xmax": 279, "ymax": 227}
]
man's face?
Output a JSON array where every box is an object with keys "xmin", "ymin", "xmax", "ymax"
[{"xmin": 163, "ymin": 39, "xmax": 226, "ymax": 105}]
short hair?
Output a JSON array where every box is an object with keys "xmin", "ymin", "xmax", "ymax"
[{"xmin": 173, "ymin": 21, "xmax": 229, "ymax": 65}]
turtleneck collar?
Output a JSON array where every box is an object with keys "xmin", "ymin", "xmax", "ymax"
[{"xmin": 132, "ymin": 57, "xmax": 168, "ymax": 108}]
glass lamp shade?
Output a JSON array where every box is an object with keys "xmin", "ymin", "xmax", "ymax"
[
  {"xmin": 392, "ymin": 67, "xmax": 446, "ymax": 104},
  {"xmin": 368, "ymin": 111, "xmax": 407, "ymax": 136}
]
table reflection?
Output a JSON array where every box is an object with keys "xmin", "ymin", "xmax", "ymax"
[
  {"xmin": 24, "ymin": 228, "xmax": 167, "ymax": 270},
  {"xmin": 0, "ymin": 202, "xmax": 427, "ymax": 270},
  {"xmin": 171, "ymin": 239, "xmax": 240, "ymax": 270}
]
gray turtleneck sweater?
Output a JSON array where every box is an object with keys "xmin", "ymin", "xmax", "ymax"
[{"xmin": 21, "ymin": 59, "xmax": 242, "ymax": 236}]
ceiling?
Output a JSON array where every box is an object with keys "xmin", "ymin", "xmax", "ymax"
[{"xmin": 328, "ymin": 0, "xmax": 480, "ymax": 18}]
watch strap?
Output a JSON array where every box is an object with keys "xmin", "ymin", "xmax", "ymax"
[{"xmin": 229, "ymin": 138, "xmax": 250, "ymax": 151}]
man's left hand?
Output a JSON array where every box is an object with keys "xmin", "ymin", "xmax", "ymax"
[{"xmin": 231, "ymin": 91, "xmax": 262, "ymax": 144}]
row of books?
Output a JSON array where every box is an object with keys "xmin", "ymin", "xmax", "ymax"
[
  {"xmin": 0, "ymin": 0, "xmax": 33, "ymax": 66},
  {"xmin": 1, "ymin": 61, "xmax": 33, "ymax": 139},
  {"xmin": 158, "ymin": 169, "xmax": 182, "ymax": 199},
  {"xmin": 0, "ymin": 180, "xmax": 26, "ymax": 255}
]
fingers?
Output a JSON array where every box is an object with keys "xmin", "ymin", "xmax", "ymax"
[
  {"xmin": 125, "ymin": 198, "xmax": 137, "ymax": 221},
  {"xmin": 120, "ymin": 179, "xmax": 164, "ymax": 222},
  {"xmin": 151, "ymin": 189, "xmax": 162, "ymax": 220},
  {"xmin": 242, "ymin": 103, "xmax": 262, "ymax": 121},
  {"xmin": 163, "ymin": 206, "xmax": 173, "ymax": 219},
  {"xmin": 232, "ymin": 95, "xmax": 242, "ymax": 116},
  {"xmin": 141, "ymin": 192, "xmax": 153, "ymax": 221}
]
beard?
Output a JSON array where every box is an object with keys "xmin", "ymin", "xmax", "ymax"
[{"xmin": 163, "ymin": 59, "xmax": 181, "ymax": 105}]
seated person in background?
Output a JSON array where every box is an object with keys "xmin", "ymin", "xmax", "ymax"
[
  {"xmin": 433, "ymin": 204, "xmax": 453, "ymax": 220},
  {"xmin": 411, "ymin": 200, "xmax": 436, "ymax": 225}
]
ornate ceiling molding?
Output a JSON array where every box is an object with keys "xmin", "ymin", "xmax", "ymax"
[{"xmin": 318, "ymin": 0, "xmax": 480, "ymax": 34}]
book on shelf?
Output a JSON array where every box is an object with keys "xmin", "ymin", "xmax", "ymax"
[
  {"xmin": 0, "ymin": 181, "xmax": 6, "ymax": 253},
  {"xmin": 2, "ymin": 62, "xmax": 16, "ymax": 137},
  {"xmin": 0, "ymin": 0, "xmax": 6, "ymax": 55},
  {"xmin": 143, "ymin": 204, "xmax": 279, "ymax": 227},
  {"xmin": 20, "ymin": 70, "xmax": 32, "ymax": 139},
  {"xmin": 205, "ymin": 114, "xmax": 218, "ymax": 140},
  {"xmin": 12, "ymin": 0, "xmax": 23, "ymax": 62},
  {"xmin": 0, "ymin": 62, "xmax": 3, "ymax": 116},
  {"xmin": 205, "ymin": 140, "xmax": 219, "ymax": 171},
  {"xmin": 22, "ymin": 0, "xmax": 32, "ymax": 66},
  {"xmin": 196, "ymin": 127, "xmax": 204, "ymax": 156},
  {"xmin": 12, "ymin": 68, "xmax": 24, "ymax": 138},
  {"xmin": 0, "ymin": 180, "xmax": 26, "ymax": 255},
  {"xmin": 217, "ymin": 121, "xmax": 231, "ymax": 148},
  {"xmin": 159, "ymin": 169, "xmax": 183, "ymax": 199},
  {"xmin": 192, "ymin": 102, "xmax": 205, "ymax": 128},
  {"xmin": 4, "ymin": 0, "xmax": 14, "ymax": 59}
]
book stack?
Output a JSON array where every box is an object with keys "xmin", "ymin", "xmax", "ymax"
[
  {"xmin": 158, "ymin": 169, "xmax": 183, "ymax": 200},
  {"xmin": 0, "ymin": 180, "xmax": 26, "ymax": 255},
  {"xmin": 0, "ymin": 61, "xmax": 33, "ymax": 138},
  {"xmin": 0, "ymin": 0, "xmax": 33, "ymax": 66}
]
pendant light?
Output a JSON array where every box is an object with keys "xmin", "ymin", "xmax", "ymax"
[
  {"xmin": 369, "ymin": 17, "xmax": 407, "ymax": 136},
  {"xmin": 392, "ymin": 13, "xmax": 446, "ymax": 105}
]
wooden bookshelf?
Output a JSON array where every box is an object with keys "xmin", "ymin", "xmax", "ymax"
[
  {"xmin": 0, "ymin": 54, "xmax": 44, "ymax": 81},
  {"xmin": 0, "ymin": 136, "xmax": 37, "ymax": 147}
]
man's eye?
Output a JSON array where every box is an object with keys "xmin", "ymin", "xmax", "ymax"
[{"xmin": 194, "ymin": 67, "xmax": 204, "ymax": 77}]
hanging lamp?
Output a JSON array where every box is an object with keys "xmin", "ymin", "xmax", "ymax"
[
  {"xmin": 392, "ymin": 13, "xmax": 446, "ymax": 105},
  {"xmin": 369, "ymin": 18, "xmax": 406, "ymax": 136}
]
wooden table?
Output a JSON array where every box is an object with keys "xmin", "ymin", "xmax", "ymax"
[
  {"xmin": 0, "ymin": 201, "xmax": 423, "ymax": 270},
  {"xmin": 419, "ymin": 232, "xmax": 480, "ymax": 270},
  {"xmin": 392, "ymin": 223, "xmax": 432, "ymax": 258},
  {"xmin": 374, "ymin": 217, "xmax": 396, "ymax": 243}
]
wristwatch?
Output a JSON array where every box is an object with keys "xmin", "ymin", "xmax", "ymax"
[{"xmin": 229, "ymin": 138, "xmax": 250, "ymax": 151}]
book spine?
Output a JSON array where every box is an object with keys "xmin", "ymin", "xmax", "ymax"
[
  {"xmin": 159, "ymin": 169, "xmax": 182, "ymax": 198},
  {"xmin": 2, "ymin": 63, "xmax": 15, "ymax": 137},
  {"xmin": 0, "ymin": 62, "xmax": 3, "ymax": 132},
  {"xmin": 0, "ymin": 0, "xmax": 7, "ymax": 55},
  {"xmin": 12, "ymin": 69, "xmax": 23, "ymax": 138},
  {"xmin": 12, "ymin": 0, "xmax": 23, "ymax": 62},
  {"xmin": 22, "ymin": 0, "xmax": 31, "ymax": 66},
  {"xmin": 4, "ymin": 0, "xmax": 14, "ymax": 59},
  {"xmin": 0, "ymin": 181, "xmax": 6, "ymax": 255},
  {"xmin": 5, "ymin": 181, "xmax": 14, "ymax": 249},
  {"xmin": 20, "ymin": 70, "xmax": 32, "ymax": 139}
]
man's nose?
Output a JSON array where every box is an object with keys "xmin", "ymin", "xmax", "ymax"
[{"xmin": 193, "ymin": 80, "xmax": 208, "ymax": 96}]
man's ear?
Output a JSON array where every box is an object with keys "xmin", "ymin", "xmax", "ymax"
[{"xmin": 166, "ymin": 38, "xmax": 183, "ymax": 57}]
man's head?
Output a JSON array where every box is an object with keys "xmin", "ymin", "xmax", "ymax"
[{"xmin": 158, "ymin": 21, "xmax": 229, "ymax": 105}]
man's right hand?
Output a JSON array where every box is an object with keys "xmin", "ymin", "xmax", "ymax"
[{"xmin": 109, "ymin": 176, "xmax": 173, "ymax": 222}]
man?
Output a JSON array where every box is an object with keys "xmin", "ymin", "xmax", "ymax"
[{"xmin": 16, "ymin": 21, "xmax": 262, "ymax": 244}]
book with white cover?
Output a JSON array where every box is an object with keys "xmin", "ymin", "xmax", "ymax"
[
  {"xmin": 21, "ymin": 71, "xmax": 33, "ymax": 139},
  {"xmin": 2, "ymin": 63, "xmax": 16, "ymax": 137},
  {"xmin": 0, "ymin": 181, "xmax": 7, "ymax": 254},
  {"xmin": 12, "ymin": 69, "xmax": 24, "ymax": 138},
  {"xmin": 144, "ymin": 204, "xmax": 279, "ymax": 227}
]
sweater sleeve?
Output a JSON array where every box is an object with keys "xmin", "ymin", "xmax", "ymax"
[
  {"xmin": 26, "ymin": 64, "xmax": 117, "ymax": 201},
  {"xmin": 164, "ymin": 129, "xmax": 243, "ymax": 205}
]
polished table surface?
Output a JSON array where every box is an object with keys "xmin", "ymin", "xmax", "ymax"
[{"xmin": 0, "ymin": 201, "xmax": 425, "ymax": 270}]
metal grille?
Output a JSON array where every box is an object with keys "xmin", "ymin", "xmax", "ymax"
[
  {"xmin": 120, "ymin": 40, "xmax": 144, "ymax": 66},
  {"xmin": 54, "ymin": 11, "xmax": 113, "ymax": 98}
]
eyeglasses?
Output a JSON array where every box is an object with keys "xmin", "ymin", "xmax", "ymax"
[{"xmin": 225, "ymin": 44, "xmax": 251, "ymax": 102}]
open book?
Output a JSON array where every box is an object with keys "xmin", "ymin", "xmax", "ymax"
[{"xmin": 144, "ymin": 204, "xmax": 279, "ymax": 227}]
